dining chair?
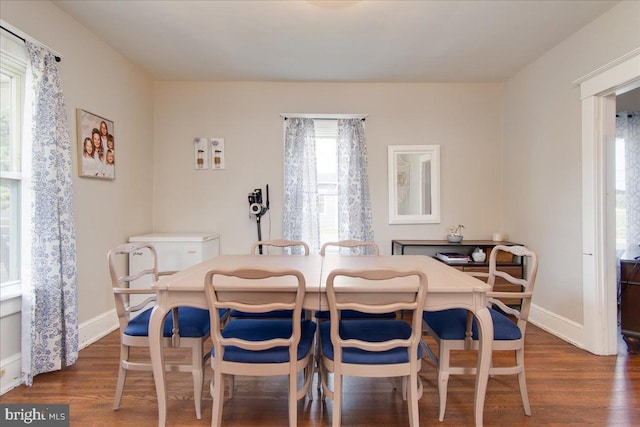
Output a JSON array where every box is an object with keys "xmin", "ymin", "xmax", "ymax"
[
  {"xmin": 252, "ymin": 239, "xmax": 310, "ymax": 256},
  {"xmin": 422, "ymin": 245, "xmax": 539, "ymax": 421},
  {"xmin": 318, "ymin": 267, "xmax": 428, "ymax": 427},
  {"xmin": 316, "ymin": 240, "xmax": 396, "ymax": 320},
  {"xmin": 320, "ymin": 239, "xmax": 379, "ymax": 256},
  {"xmin": 107, "ymin": 242, "xmax": 213, "ymax": 419},
  {"xmin": 230, "ymin": 239, "xmax": 309, "ymax": 319},
  {"xmin": 204, "ymin": 266, "xmax": 316, "ymax": 427}
]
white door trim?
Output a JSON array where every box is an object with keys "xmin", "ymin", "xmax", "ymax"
[{"xmin": 579, "ymin": 50, "xmax": 640, "ymax": 355}]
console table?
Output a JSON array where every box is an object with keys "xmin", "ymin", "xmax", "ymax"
[
  {"xmin": 391, "ymin": 239, "xmax": 525, "ymax": 305},
  {"xmin": 620, "ymin": 246, "xmax": 640, "ymax": 353},
  {"xmin": 391, "ymin": 239, "xmax": 519, "ymax": 256}
]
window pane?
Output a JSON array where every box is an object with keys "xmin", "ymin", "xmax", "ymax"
[
  {"xmin": 0, "ymin": 178, "xmax": 20, "ymax": 283},
  {"xmin": 1, "ymin": 71, "xmax": 20, "ymax": 173},
  {"xmin": 316, "ymin": 137, "xmax": 338, "ymax": 245},
  {"xmin": 615, "ymin": 138, "xmax": 626, "ymax": 252}
]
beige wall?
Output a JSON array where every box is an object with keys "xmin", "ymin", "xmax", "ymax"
[
  {"xmin": 0, "ymin": 0, "xmax": 154, "ymax": 362},
  {"xmin": 2, "ymin": 0, "xmax": 637, "ymax": 380},
  {"xmin": 153, "ymin": 82, "xmax": 503, "ymax": 254},
  {"xmin": 503, "ymin": 0, "xmax": 640, "ymax": 325}
]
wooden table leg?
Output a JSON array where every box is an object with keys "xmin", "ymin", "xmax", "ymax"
[
  {"xmin": 149, "ymin": 305, "xmax": 168, "ymax": 427},
  {"xmin": 473, "ymin": 306, "xmax": 493, "ymax": 427}
]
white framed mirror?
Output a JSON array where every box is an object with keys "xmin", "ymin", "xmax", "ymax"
[{"xmin": 388, "ymin": 145, "xmax": 440, "ymax": 224}]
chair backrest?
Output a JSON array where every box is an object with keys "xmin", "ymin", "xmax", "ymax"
[
  {"xmin": 320, "ymin": 240, "xmax": 379, "ymax": 256},
  {"xmin": 325, "ymin": 268, "xmax": 427, "ymax": 359},
  {"xmin": 204, "ymin": 267, "xmax": 306, "ymax": 354},
  {"xmin": 486, "ymin": 245, "xmax": 539, "ymax": 331},
  {"xmin": 251, "ymin": 239, "xmax": 309, "ymax": 255},
  {"xmin": 108, "ymin": 242, "xmax": 159, "ymax": 333}
]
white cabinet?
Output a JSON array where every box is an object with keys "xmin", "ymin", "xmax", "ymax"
[{"xmin": 127, "ymin": 232, "xmax": 219, "ymax": 306}]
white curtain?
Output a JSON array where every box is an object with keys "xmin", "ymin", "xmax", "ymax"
[
  {"xmin": 617, "ymin": 112, "xmax": 640, "ymax": 249},
  {"xmin": 283, "ymin": 118, "xmax": 320, "ymax": 254},
  {"xmin": 336, "ymin": 119, "xmax": 375, "ymax": 254},
  {"xmin": 22, "ymin": 41, "xmax": 79, "ymax": 385}
]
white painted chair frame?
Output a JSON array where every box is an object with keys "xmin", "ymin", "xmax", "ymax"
[
  {"xmin": 108, "ymin": 242, "xmax": 210, "ymax": 419},
  {"xmin": 251, "ymin": 239, "xmax": 310, "ymax": 255},
  {"xmin": 320, "ymin": 240, "xmax": 379, "ymax": 256},
  {"xmin": 422, "ymin": 245, "xmax": 539, "ymax": 422},
  {"xmin": 319, "ymin": 267, "xmax": 428, "ymax": 427},
  {"xmin": 204, "ymin": 267, "xmax": 315, "ymax": 427}
]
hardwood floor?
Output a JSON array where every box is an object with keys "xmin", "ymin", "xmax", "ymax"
[{"xmin": 1, "ymin": 325, "xmax": 639, "ymax": 426}]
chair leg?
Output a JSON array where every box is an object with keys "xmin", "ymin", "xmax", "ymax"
[
  {"xmin": 226, "ymin": 374, "xmax": 235, "ymax": 399},
  {"xmin": 401, "ymin": 376, "xmax": 407, "ymax": 401},
  {"xmin": 113, "ymin": 344, "xmax": 129, "ymax": 410},
  {"xmin": 304, "ymin": 364, "xmax": 314, "ymax": 401},
  {"xmin": 192, "ymin": 343, "xmax": 204, "ymax": 419},
  {"xmin": 332, "ymin": 371, "xmax": 342, "ymax": 427},
  {"xmin": 516, "ymin": 348, "xmax": 531, "ymax": 415},
  {"xmin": 407, "ymin": 371, "xmax": 420, "ymax": 427},
  {"xmin": 211, "ymin": 368, "xmax": 224, "ymax": 427},
  {"xmin": 437, "ymin": 344, "xmax": 451, "ymax": 422},
  {"xmin": 289, "ymin": 370, "xmax": 297, "ymax": 427},
  {"xmin": 314, "ymin": 318, "xmax": 322, "ymax": 391}
]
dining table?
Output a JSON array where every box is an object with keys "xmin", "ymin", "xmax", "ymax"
[{"xmin": 148, "ymin": 253, "xmax": 493, "ymax": 427}]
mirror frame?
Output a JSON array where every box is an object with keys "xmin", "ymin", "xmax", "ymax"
[{"xmin": 388, "ymin": 145, "xmax": 441, "ymax": 224}]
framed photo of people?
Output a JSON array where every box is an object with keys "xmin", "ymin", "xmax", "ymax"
[{"xmin": 77, "ymin": 109, "xmax": 115, "ymax": 180}]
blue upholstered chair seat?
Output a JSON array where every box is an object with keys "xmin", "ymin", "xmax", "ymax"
[
  {"xmin": 229, "ymin": 309, "xmax": 293, "ymax": 319},
  {"xmin": 124, "ymin": 306, "xmax": 214, "ymax": 338},
  {"xmin": 314, "ymin": 310, "xmax": 397, "ymax": 320},
  {"xmin": 423, "ymin": 308, "xmax": 522, "ymax": 341},
  {"xmin": 213, "ymin": 319, "xmax": 316, "ymax": 363},
  {"xmin": 319, "ymin": 320, "xmax": 422, "ymax": 364}
]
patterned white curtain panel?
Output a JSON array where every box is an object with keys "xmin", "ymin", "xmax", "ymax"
[{"xmin": 22, "ymin": 41, "xmax": 78, "ymax": 386}]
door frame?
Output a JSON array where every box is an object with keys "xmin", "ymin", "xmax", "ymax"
[{"xmin": 577, "ymin": 48, "xmax": 640, "ymax": 355}]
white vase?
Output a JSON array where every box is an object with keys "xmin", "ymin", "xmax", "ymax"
[{"xmin": 472, "ymin": 248, "xmax": 486, "ymax": 262}]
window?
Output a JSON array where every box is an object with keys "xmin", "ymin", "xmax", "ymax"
[
  {"xmin": 0, "ymin": 33, "xmax": 27, "ymax": 299},
  {"xmin": 314, "ymin": 119, "xmax": 338, "ymax": 244},
  {"xmin": 283, "ymin": 115, "xmax": 372, "ymax": 255},
  {"xmin": 615, "ymin": 136, "xmax": 626, "ymax": 252}
]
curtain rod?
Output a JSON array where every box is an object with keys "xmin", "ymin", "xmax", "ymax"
[
  {"xmin": 280, "ymin": 113, "xmax": 367, "ymax": 121},
  {"xmin": 0, "ymin": 22, "xmax": 62, "ymax": 62}
]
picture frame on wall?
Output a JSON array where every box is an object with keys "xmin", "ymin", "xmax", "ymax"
[
  {"xmin": 194, "ymin": 137, "xmax": 210, "ymax": 169},
  {"xmin": 192, "ymin": 137, "xmax": 225, "ymax": 170},
  {"xmin": 211, "ymin": 138, "xmax": 225, "ymax": 170},
  {"xmin": 77, "ymin": 109, "xmax": 115, "ymax": 180}
]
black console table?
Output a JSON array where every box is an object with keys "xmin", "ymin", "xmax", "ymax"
[
  {"xmin": 392, "ymin": 239, "xmax": 520, "ymax": 256},
  {"xmin": 620, "ymin": 246, "xmax": 640, "ymax": 354},
  {"xmin": 391, "ymin": 239, "xmax": 525, "ymax": 305}
]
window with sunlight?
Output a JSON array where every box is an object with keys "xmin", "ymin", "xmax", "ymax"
[
  {"xmin": 283, "ymin": 115, "xmax": 373, "ymax": 255},
  {"xmin": 0, "ymin": 34, "xmax": 27, "ymax": 298},
  {"xmin": 615, "ymin": 136, "xmax": 626, "ymax": 254},
  {"xmin": 315, "ymin": 119, "xmax": 339, "ymax": 247}
]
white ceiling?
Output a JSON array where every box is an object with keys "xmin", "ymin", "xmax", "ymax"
[{"xmin": 53, "ymin": 0, "xmax": 618, "ymax": 82}]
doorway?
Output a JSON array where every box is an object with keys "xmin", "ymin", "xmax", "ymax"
[
  {"xmin": 614, "ymin": 88, "xmax": 640, "ymax": 352},
  {"xmin": 615, "ymin": 88, "xmax": 640, "ymax": 256},
  {"xmin": 578, "ymin": 49, "xmax": 640, "ymax": 356}
]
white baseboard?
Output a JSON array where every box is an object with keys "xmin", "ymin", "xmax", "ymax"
[
  {"xmin": 0, "ymin": 353, "xmax": 22, "ymax": 395},
  {"xmin": 529, "ymin": 302, "xmax": 586, "ymax": 350},
  {"xmin": 0, "ymin": 309, "xmax": 118, "ymax": 396},
  {"xmin": 78, "ymin": 308, "xmax": 119, "ymax": 350}
]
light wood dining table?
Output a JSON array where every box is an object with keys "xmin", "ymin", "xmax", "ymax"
[{"xmin": 148, "ymin": 254, "xmax": 493, "ymax": 427}]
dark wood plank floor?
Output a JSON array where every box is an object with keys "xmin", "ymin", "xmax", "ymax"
[{"xmin": 1, "ymin": 325, "xmax": 639, "ymax": 426}]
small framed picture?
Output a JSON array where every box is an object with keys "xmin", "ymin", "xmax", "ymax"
[
  {"xmin": 194, "ymin": 137, "xmax": 210, "ymax": 169},
  {"xmin": 77, "ymin": 109, "xmax": 115, "ymax": 180},
  {"xmin": 211, "ymin": 138, "xmax": 225, "ymax": 170}
]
